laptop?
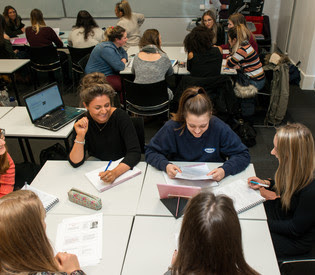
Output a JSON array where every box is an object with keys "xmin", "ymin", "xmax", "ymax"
[{"xmin": 24, "ymin": 83, "xmax": 86, "ymax": 131}]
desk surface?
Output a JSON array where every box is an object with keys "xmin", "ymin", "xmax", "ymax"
[
  {"xmin": 0, "ymin": 59, "xmax": 30, "ymax": 74},
  {"xmin": 0, "ymin": 107, "xmax": 75, "ymax": 138},
  {"xmin": 31, "ymin": 160, "xmax": 147, "ymax": 216},
  {"xmin": 137, "ymin": 163, "xmax": 266, "ymax": 220},
  {"xmin": 0, "ymin": 107, "xmax": 13, "ymax": 119},
  {"xmin": 46, "ymin": 214, "xmax": 133, "ymax": 275},
  {"xmin": 122, "ymin": 216, "xmax": 280, "ymax": 275}
]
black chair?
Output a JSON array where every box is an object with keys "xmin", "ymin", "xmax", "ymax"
[
  {"xmin": 78, "ymin": 54, "xmax": 91, "ymax": 73},
  {"xmin": 130, "ymin": 117, "xmax": 145, "ymax": 153},
  {"xmin": 123, "ymin": 79, "xmax": 170, "ymax": 117},
  {"xmin": 28, "ymin": 45, "xmax": 66, "ymax": 89}
]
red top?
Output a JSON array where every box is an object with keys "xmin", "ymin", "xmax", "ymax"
[
  {"xmin": 0, "ymin": 153, "xmax": 15, "ymax": 198},
  {"xmin": 220, "ymin": 33, "xmax": 259, "ymax": 53},
  {"xmin": 25, "ymin": 26, "xmax": 63, "ymax": 48}
]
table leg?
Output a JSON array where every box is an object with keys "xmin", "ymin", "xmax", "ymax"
[
  {"xmin": 9, "ymin": 73, "xmax": 21, "ymax": 105},
  {"xmin": 18, "ymin": 138, "xmax": 28, "ymax": 162},
  {"xmin": 25, "ymin": 138, "xmax": 35, "ymax": 164}
]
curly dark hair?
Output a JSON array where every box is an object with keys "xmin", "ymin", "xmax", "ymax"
[
  {"xmin": 73, "ymin": 10, "xmax": 99, "ymax": 41},
  {"xmin": 184, "ymin": 25, "xmax": 214, "ymax": 53}
]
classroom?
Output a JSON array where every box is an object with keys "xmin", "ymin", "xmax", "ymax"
[{"xmin": 0, "ymin": 0, "xmax": 315, "ymax": 274}]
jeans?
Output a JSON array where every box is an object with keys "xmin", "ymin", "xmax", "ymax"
[{"xmin": 249, "ymin": 77, "xmax": 266, "ymax": 91}]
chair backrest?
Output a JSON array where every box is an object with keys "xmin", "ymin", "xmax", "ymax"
[
  {"xmin": 123, "ymin": 79, "xmax": 169, "ymax": 110},
  {"xmin": 78, "ymin": 54, "xmax": 91, "ymax": 72},
  {"xmin": 67, "ymin": 45, "xmax": 95, "ymax": 65},
  {"xmin": 29, "ymin": 45, "xmax": 60, "ymax": 66}
]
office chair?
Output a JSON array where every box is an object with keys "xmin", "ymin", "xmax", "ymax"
[
  {"xmin": 77, "ymin": 54, "xmax": 91, "ymax": 73},
  {"xmin": 123, "ymin": 79, "xmax": 170, "ymax": 117}
]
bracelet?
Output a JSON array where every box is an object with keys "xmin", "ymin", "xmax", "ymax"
[{"xmin": 74, "ymin": 139, "xmax": 85, "ymax": 145}]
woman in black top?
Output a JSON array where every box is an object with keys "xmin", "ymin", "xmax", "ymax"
[
  {"xmin": 0, "ymin": 15, "xmax": 16, "ymax": 58},
  {"xmin": 3, "ymin": 6, "xmax": 25, "ymax": 38},
  {"xmin": 248, "ymin": 123, "xmax": 315, "ymax": 258},
  {"xmin": 69, "ymin": 74, "xmax": 141, "ymax": 183},
  {"xmin": 183, "ymin": 25, "xmax": 222, "ymax": 77}
]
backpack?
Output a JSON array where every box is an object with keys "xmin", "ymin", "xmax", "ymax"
[
  {"xmin": 232, "ymin": 119, "xmax": 257, "ymax": 148},
  {"xmin": 39, "ymin": 143, "xmax": 68, "ymax": 167}
]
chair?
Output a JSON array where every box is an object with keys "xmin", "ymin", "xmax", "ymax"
[
  {"xmin": 28, "ymin": 45, "xmax": 66, "ymax": 89},
  {"xmin": 67, "ymin": 46, "xmax": 95, "ymax": 88},
  {"xmin": 130, "ymin": 117, "xmax": 145, "ymax": 153},
  {"xmin": 78, "ymin": 54, "xmax": 91, "ymax": 73},
  {"xmin": 123, "ymin": 79, "xmax": 170, "ymax": 117}
]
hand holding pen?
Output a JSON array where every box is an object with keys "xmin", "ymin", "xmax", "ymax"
[
  {"xmin": 99, "ymin": 160, "xmax": 115, "ymax": 183},
  {"xmin": 247, "ymin": 176, "xmax": 270, "ymax": 189}
]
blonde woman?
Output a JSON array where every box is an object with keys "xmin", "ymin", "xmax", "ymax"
[
  {"xmin": 115, "ymin": 0, "xmax": 145, "ymax": 49},
  {"xmin": 0, "ymin": 190, "xmax": 85, "ymax": 274},
  {"xmin": 248, "ymin": 123, "xmax": 315, "ymax": 258}
]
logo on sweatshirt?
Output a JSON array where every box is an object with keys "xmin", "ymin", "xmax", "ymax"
[{"xmin": 204, "ymin": 148, "xmax": 215, "ymax": 154}]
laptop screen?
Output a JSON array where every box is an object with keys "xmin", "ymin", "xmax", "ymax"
[{"xmin": 25, "ymin": 84, "xmax": 64, "ymax": 121}]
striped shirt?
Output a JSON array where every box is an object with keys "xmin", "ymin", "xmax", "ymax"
[{"xmin": 227, "ymin": 43, "xmax": 265, "ymax": 81}]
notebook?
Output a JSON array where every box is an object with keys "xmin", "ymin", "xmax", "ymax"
[
  {"xmin": 23, "ymin": 83, "xmax": 86, "ymax": 131},
  {"xmin": 85, "ymin": 159, "xmax": 142, "ymax": 192},
  {"xmin": 22, "ymin": 184, "xmax": 59, "ymax": 212},
  {"xmin": 212, "ymin": 179, "xmax": 265, "ymax": 213}
]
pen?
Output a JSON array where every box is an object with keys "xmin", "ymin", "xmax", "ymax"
[
  {"xmin": 250, "ymin": 180, "xmax": 269, "ymax": 187},
  {"xmin": 175, "ymin": 197, "xmax": 180, "ymax": 218},
  {"xmin": 104, "ymin": 160, "xmax": 112, "ymax": 172}
]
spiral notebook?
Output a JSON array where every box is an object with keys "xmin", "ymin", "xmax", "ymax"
[
  {"xmin": 213, "ymin": 179, "xmax": 265, "ymax": 213},
  {"xmin": 22, "ymin": 184, "xmax": 59, "ymax": 212}
]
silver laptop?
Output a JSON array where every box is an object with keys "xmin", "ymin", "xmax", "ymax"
[{"xmin": 24, "ymin": 83, "xmax": 86, "ymax": 131}]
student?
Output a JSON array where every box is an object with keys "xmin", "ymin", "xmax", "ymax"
[
  {"xmin": 0, "ymin": 190, "xmax": 85, "ymax": 274},
  {"xmin": 226, "ymin": 25, "xmax": 265, "ymax": 91},
  {"xmin": 115, "ymin": 0, "xmax": 145, "ymax": 49},
  {"xmin": 85, "ymin": 26, "xmax": 128, "ymax": 96},
  {"xmin": 145, "ymin": 87, "xmax": 250, "ymax": 182},
  {"xmin": 69, "ymin": 81, "xmax": 141, "ymax": 183},
  {"xmin": 166, "ymin": 192, "xmax": 259, "ymax": 275},
  {"xmin": 0, "ymin": 15, "xmax": 16, "ymax": 58},
  {"xmin": 0, "ymin": 128, "xmax": 15, "ymax": 198},
  {"xmin": 68, "ymin": 10, "xmax": 104, "ymax": 48},
  {"xmin": 227, "ymin": 13, "xmax": 258, "ymax": 53},
  {"xmin": 25, "ymin": 9, "xmax": 63, "ymax": 48},
  {"xmin": 201, "ymin": 10, "xmax": 225, "ymax": 46},
  {"xmin": 2, "ymin": 5, "xmax": 25, "ymax": 38},
  {"xmin": 131, "ymin": 29, "xmax": 174, "ymax": 99},
  {"xmin": 183, "ymin": 25, "xmax": 222, "ymax": 77},
  {"xmin": 248, "ymin": 123, "xmax": 315, "ymax": 258}
]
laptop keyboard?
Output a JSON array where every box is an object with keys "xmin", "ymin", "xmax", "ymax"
[{"xmin": 39, "ymin": 108, "xmax": 80, "ymax": 128}]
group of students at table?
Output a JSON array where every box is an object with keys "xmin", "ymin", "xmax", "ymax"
[{"xmin": 1, "ymin": 70, "xmax": 315, "ymax": 273}]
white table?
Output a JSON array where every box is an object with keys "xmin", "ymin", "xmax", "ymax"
[
  {"xmin": 0, "ymin": 106, "xmax": 76, "ymax": 162},
  {"xmin": 0, "ymin": 59, "xmax": 30, "ymax": 105},
  {"xmin": 137, "ymin": 163, "xmax": 267, "ymax": 220},
  {"xmin": 122, "ymin": 216, "xmax": 280, "ymax": 275},
  {"xmin": 0, "ymin": 106, "xmax": 13, "ymax": 119},
  {"xmin": 31, "ymin": 160, "xmax": 147, "ymax": 216},
  {"xmin": 46, "ymin": 214, "xmax": 133, "ymax": 275}
]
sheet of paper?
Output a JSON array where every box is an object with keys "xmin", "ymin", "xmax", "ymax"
[
  {"xmin": 175, "ymin": 163, "xmax": 213, "ymax": 180},
  {"xmin": 55, "ymin": 213, "xmax": 103, "ymax": 267}
]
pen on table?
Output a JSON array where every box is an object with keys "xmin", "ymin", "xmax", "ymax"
[
  {"xmin": 250, "ymin": 180, "xmax": 269, "ymax": 187},
  {"xmin": 175, "ymin": 197, "xmax": 180, "ymax": 218},
  {"xmin": 104, "ymin": 160, "xmax": 112, "ymax": 172}
]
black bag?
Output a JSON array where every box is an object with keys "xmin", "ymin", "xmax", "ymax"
[
  {"xmin": 232, "ymin": 119, "xmax": 257, "ymax": 147},
  {"xmin": 39, "ymin": 143, "xmax": 68, "ymax": 167},
  {"xmin": 14, "ymin": 162, "xmax": 41, "ymax": 190}
]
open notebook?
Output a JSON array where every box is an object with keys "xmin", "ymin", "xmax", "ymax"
[
  {"xmin": 213, "ymin": 179, "xmax": 265, "ymax": 213},
  {"xmin": 22, "ymin": 184, "xmax": 59, "ymax": 212},
  {"xmin": 85, "ymin": 159, "xmax": 141, "ymax": 192}
]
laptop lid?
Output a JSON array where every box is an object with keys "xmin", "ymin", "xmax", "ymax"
[{"xmin": 24, "ymin": 83, "xmax": 65, "ymax": 123}]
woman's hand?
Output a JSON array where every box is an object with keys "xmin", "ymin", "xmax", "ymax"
[
  {"xmin": 208, "ymin": 168, "xmax": 225, "ymax": 182},
  {"xmin": 74, "ymin": 117, "xmax": 89, "ymax": 139},
  {"xmin": 166, "ymin": 164, "xmax": 182, "ymax": 179},
  {"xmin": 55, "ymin": 252, "xmax": 81, "ymax": 274},
  {"xmin": 99, "ymin": 168, "xmax": 118, "ymax": 184},
  {"xmin": 171, "ymin": 249, "xmax": 178, "ymax": 265},
  {"xmin": 121, "ymin": 58, "xmax": 127, "ymax": 64},
  {"xmin": 260, "ymin": 188, "xmax": 280, "ymax": 200},
  {"xmin": 247, "ymin": 176, "xmax": 269, "ymax": 190}
]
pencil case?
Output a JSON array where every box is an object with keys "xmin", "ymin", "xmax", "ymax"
[{"xmin": 68, "ymin": 188, "xmax": 102, "ymax": 210}]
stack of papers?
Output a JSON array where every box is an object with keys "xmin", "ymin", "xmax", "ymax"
[{"xmin": 55, "ymin": 213, "xmax": 103, "ymax": 267}]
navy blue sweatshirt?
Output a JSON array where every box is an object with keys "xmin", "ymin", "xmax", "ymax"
[{"xmin": 145, "ymin": 116, "xmax": 250, "ymax": 177}]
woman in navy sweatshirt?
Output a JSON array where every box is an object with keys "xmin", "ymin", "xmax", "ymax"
[{"xmin": 145, "ymin": 86, "xmax": 250, "ymax": 182}]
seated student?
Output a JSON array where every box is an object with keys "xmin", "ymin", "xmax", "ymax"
[
  {"xmin": 183, "ymin": 25, "xmax": 222, "ymax": 77},
  {"xmin": 68, "ymin": 80, "xmax": 141, "ymax": 183},
  {"xmin": 0, "ymin": 128, "xmax": 15, "ymax": 198},
  {"xmin": 2, "ymin": 6, "xmax": 25, "ymax": 38},
  {"xmin": 248, "ymin": 123, "xmax": 315, "ymax": 258},
  {"xmin": 68, "ymin": 10, "xmax": 104, "ymax": 48},
  {"xmin": 25, "ymin": 9, "xmax": 63, "ymax": 48},
  {"xmin": 85, "ymin": 26, "xmax": 128, "ymax": 96},
  {"xmin": 145, "ymin": 87, "xmax": 250, "ymax": 182},
  {"xmin": 201, "ymin": 10, "xmax": 225, "ymax": 46},
  {"xmin": 131, "ymin": 29, "xmax": 174, "ymax": 99},
  {"xmin": 226, "ymin": 25, "xmax": 265, "ymax": 91},
  {"xmin": 0, "ymin": 15, "xmax": 16, "ymax": 59},
  {"xmin": 0, "ymin": 190, "xmax": 85, "ymax": 274},
  {"xmin": 115, "ymin": 0, "xmax": 145, "ymax": 50},
  {"xmin": 166, "ymin": 192, "xmax": 259, "ymax": 275}
]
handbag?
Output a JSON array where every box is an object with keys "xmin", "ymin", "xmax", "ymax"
[
  {"xmin": 68, "ymin": 188, "xmax": 102, "ymax": 210},
  {"xmin": 234, "ymin": 69, "xmax": 258, "ymax": 98}
]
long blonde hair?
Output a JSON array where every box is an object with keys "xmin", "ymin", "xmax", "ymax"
[
  {"xmin": 274, "ymin": 123, "xmax": 315, "ymax": 211},
  {"xmin": 116, "ymin": 0, "xmax": 132, "ymax": 19},
  {"xmin": 30, "ymin": 9, "xmax": 46, "ymax": 34},
  {"xmin": 227, "ymin": 24, "xmax": 251, "ymax": 55},
  {"xmin": 0, "ymin": 190, "xmax": 59, "ymax": 273}
]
